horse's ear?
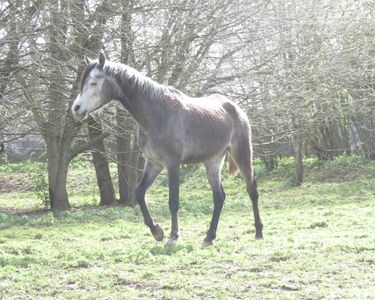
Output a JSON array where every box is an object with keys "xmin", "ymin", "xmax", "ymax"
[
  {"xmin": 84, "ymin": 55, "xmax": 92, "ymax": 66},
  {"xmin": 98, "ymin": 52, "xmax": 105, "ymax": 69}
]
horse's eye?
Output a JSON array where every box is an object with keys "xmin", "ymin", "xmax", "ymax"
[{"xmin": 90, "ymin": 82, "xmax": 97, "ymax": 86}]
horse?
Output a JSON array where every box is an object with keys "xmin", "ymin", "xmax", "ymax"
[{"xmin": 72, "ymin": 53, "xmax": 263, "ymax": 246}]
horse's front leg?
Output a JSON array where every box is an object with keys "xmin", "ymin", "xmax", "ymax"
[
  {"xmin": 135, "ymin": 159, "xmax": 164, "ymax": 241},
  {"xmin": 166, "ymin": 161, "xmax": 180, "ymax": 244},
  {"xmin": 203, "ymin": 160, "xmax": 226, "ymax": 247}
]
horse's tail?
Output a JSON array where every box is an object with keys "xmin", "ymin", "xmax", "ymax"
[
  {"xmin": 222, "ymin": 100, "xmax": 249, "ymax": 177},
  {"xmin": 227, "ymin": 152, "xmax": 239, "ymax": 176}
]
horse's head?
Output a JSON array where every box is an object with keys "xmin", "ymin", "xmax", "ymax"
[{"xmin": 72, "ymin": 53, "xmax": 113, "ymax": 121}]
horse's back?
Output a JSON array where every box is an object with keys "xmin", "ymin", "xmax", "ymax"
[
  {"xmin": 188, "ymin": 93, "xmax": 253, "ymax": 160},
  {"xmin": 178, "ymin": 94, "xmax": 244, "ymax": 163}
]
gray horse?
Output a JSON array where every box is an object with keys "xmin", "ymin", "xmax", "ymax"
[{"xmin": 72, "ymin": 53, "xmax": 263, "ymax": 246}]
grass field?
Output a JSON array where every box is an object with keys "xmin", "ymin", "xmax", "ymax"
[{"xmin": 0, "ymin": 157, "xmax": 375, "ymax": 299}]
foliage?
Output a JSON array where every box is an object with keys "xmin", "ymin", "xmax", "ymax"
[
  {"xmin": 0, "ymin": 160, "xmax": 45, "ymax": 174},
  {"xmin": 30, "ymin": 173, "xmax": 50, "ymax": 209},
  {"xmin": 69, "ymin": 155, "xmax": 92, "ymax": 170}
]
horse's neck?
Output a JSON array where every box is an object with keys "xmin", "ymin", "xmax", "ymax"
[
  {"xmin": 107, "ymin": 64, "xmax": 168, "ymax": 130},
  {"xmin": 116, "ymin": 80, "xmax": 160, "ymax": 131},
  {"xmin": 118, "ymin": 92, "xmax": 149, "ymax": 130}
]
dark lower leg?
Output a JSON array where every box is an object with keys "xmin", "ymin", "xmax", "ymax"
[
  {"xmin": 167, "ymin": 163, "xmax": 180, "ymax": 243},
  {"xmin": 135, "ymin": 160, "xmax": 164, "ymax": 241},
  {"xmin": 247, "ymin": 180, "xmax": 263, "ymax": 239},
  {"xmin": 204, "ymin": 184, "xmax": 225, "ymax": 245},
  {"xmin": 137, "ymin": 198, "xmax": 164, "ymax": 241}
]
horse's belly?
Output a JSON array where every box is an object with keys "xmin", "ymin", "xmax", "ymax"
[
  {"xmin": 181, "ymin": 150, "xmax": 225, "ymax": 164},
  {"xmin": 181, "ymin": 136, "xmax": 230, "ymax": 164}
]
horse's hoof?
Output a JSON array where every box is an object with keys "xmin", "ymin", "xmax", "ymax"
[
  {"xmin": 151, "ymin": 224, "xmax": 164, "ymax": 241},
  {"xmin": 255, "ymin": 233, "xmax": 264, "ymax": 240},
  {"xmin": 202, "ymin": 238, "xmax": 213, "ymax": 248},
  {"xmin": 165, "ymin": 237, "xmax": 177, "ymax": 245}
]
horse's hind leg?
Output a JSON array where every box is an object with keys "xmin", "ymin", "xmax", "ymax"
[
  {"xmin": 246, "ymin": 179, "xmax": 263, "ymax": 239},
  {"xmin": 231, "ymin": 140, "xmax": 263, "ymax": 239},
  {"xmin": 166, "ymin": 161, "xmax": 180, "ymax": 244},
  {"xmin": 203, "ymin": 158, "xmax": 226, "ymax": 246},
  {"xmin": 135, "ymin": 159, "xmax": 164, "ymax": 241}
]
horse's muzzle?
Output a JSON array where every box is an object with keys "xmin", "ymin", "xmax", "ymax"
[{"xmin": 72, "ymin": 104, "xmax": 88, "ymax": 121}]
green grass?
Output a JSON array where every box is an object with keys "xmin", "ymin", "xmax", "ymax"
[{"xmin": 1, "ymin": 157, "xmax": 375, "ymax": 299}]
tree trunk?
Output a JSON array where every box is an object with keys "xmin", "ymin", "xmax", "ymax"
[
  {"xmin": 354, "ymin": 118, "xmax": 375, "ymax": 160},
  {"xmin": 131, "ymin": 133, "xmax": 142, "ymax": 196},
  {"xmin": 116, "ymin": 108, "xmax": 131, "ymax": 204},
  {"xmin": 136, "ymin": 144, "xmax": 144, "ymax": 182},
  {"xmin": 116, "ymin": 1, "xmax": 138, "ymax": 207},
  {"xmin": 46, "ymin": 136, "xmax": 71, "ymax": 211},
  {"xmin": 88, "ymin": 118, "xmax": 116, "ymax": 206},
  {"xmin": 261, "ymin": 155, "xmax": 278, "ymax": 171},
  {"xmin": 294, "ymin": 131, "xmax": 304, "ymax": 186},
  {"xmin": 117, "ymin": 113, "xmax": 138, "ymax": 207},
  {"xmin": 358, "ymin": 130, "xmax": 375, "ymax": 160}
]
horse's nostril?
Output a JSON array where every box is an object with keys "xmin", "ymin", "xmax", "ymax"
[{"xmin": 74, "ymin": 104, "xmax": 80, "ymax": 112}]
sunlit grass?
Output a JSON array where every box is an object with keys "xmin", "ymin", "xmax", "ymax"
[{"xmin": 1, "ymin": 156, "xmax": 375, "ymax": 299}]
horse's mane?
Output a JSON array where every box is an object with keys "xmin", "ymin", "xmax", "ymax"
[{"xmin": 103, "ymin": 61, "xmax": 170, "ymax": 103}]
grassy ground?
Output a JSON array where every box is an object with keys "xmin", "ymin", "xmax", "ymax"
[{"xmin": 0, "ymin": 157, "xmax": 374, "ymax": 299}]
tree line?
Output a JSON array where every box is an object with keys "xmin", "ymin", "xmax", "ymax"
[{"xmin": 0, "ymin": 0, "xmax": 374, "ymax": 211}]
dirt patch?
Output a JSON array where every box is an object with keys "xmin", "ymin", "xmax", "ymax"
[{"xmin": 0, "ymin": 176, "xmax": 32, "ymax": 193}]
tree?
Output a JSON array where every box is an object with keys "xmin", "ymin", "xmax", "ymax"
[
  {"xmin": 2, "ymin": 0, "xmax": 374, "ymax": 211},
  {"xmin": 7, "ymin": 0, "xmax": 116, "ymax": 210}
]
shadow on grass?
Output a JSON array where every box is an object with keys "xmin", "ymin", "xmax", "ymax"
[
  {"xmin": 0, "ymin": 255, "xmax": 38, "ymax": 268},
  {"xmin": 150, "ymin": 243, "xmax": 194, "ymax": 256},
  {"xmin": 0, "ymin": 204, "xmax": 142, "ymax": 230}
]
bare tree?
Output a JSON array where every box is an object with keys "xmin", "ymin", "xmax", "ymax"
[{"xmin": 2, "ymin": 0, "xmax": 374, "ymax": 210}]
